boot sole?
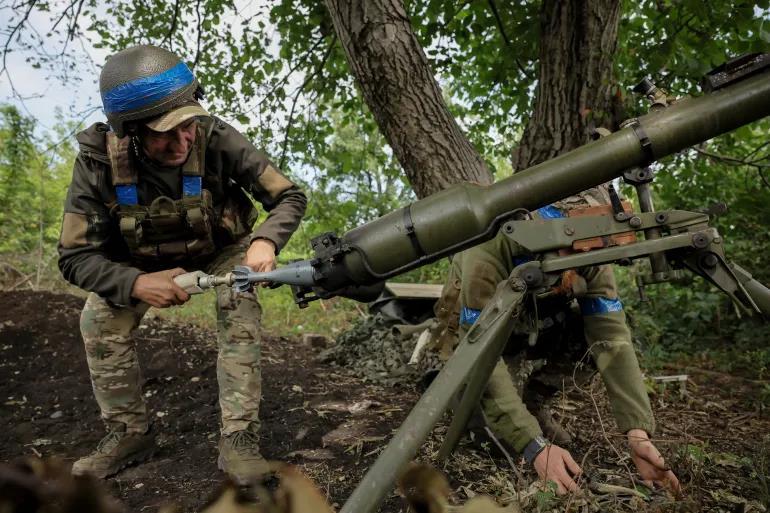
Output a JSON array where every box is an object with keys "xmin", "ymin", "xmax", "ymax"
[
  {"xmin": 76, "ymin": 446, "xmax": 158, "ymax": 479},
  {"xmin": 217, "ymin": 453, "xmax": 271, "ymax": 485}
]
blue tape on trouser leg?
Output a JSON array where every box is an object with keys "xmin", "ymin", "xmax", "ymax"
[
  {"xmin": 460, "ymin": 306, "xmax": 482, "ymax": 326},
  {"xmin": 578, "ymin": 296, "xmax": 624, "ymax": 315},
  {"xmin": 537, "ymin": 204, "xmax": 565, "ymax": 219}
]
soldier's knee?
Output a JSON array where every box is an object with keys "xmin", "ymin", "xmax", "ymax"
[{"xmin": 80, "ymin": 295, "xmax": 138, "ymax": 343}]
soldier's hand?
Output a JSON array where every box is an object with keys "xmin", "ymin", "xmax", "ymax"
[
  {"xmin": 131, "ymin": 268, "xmax": 191, "ymax": 308},
  {"xmin": 627, "ymin": 429, "xmax": 681, "ymax": 494},
  {"xmin": 244, "ymin": 239, "xmax": 277, "ymax": 287},
  {"xmin": 532, "ymin": 444, "xmax": 582, "ymax": 495}
]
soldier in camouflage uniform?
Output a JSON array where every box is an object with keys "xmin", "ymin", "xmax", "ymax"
[
  {"xmin": 58, "ymin": 45, "xmax": 307, "ymax": 481},
  {"xmin": 433, "ymin": 185, "xmax": 680, "ymax": 495}
]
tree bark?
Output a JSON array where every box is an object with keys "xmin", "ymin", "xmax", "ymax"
[
  {"xmin": 324, "ymin": 0, "xmax": 492, "ymax": 198},
  {"xmin": 512, "ymin": 0, "xmax": 622, "ymax": 170}
]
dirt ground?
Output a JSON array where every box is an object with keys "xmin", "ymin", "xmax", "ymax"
[{"xmin": 1, "ymin": 290, "xmax": 769, "ymax": 512}]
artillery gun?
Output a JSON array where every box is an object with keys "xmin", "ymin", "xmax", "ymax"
[{"xmin": 176, "ymin": 54, "xmax": 770, "ymax": 513}]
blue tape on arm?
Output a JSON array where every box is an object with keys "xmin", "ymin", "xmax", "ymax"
[
  {"xmin": 460, "ymin": 306, "xmax": 482, "ymax": 326},
  {"xmin": 183, "ymin": 176, "xmax": 202, "ymax": 196},
  {"xmin": 579, "ymin": 296, "xmax": 624, "ymax": 315},
  {"xmin": 115, "ymin": 185, "xmax": 138, "ymax": 205},
  {"xmin": 102, "ymin": 62, "xmax": 195, "ymax": 114},
  {"xmin": 513, "ymin": 255, "xmax": 533, "ymax": 266}
]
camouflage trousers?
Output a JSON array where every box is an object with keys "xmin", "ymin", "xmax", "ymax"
[{"xmin": 80, "ymin": 244, "xmax": 262, "ymax": 435}]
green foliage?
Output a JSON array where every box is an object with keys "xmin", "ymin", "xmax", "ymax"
[
  {"xmin": 16, "ymin": 1, "xmax": 768, "ymax": 177},
  {"xmin": 534, "ymin": 480, "xmax": 558, "ymax": 511},
  {"xmin": 618, "ymin": 116, "xmax": 770, "ymax": 379},
  {"xmin": 3, "ymin": 1, "xmax": 770, "ymax": 353},
  {"xmin": 0, "ymin": 106, "xmax": 75, "ymax": 282}
]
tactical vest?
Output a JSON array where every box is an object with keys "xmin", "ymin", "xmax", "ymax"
[{"xmin": 106, "ymin": 126, "xmax": 218, "ymax": 262}]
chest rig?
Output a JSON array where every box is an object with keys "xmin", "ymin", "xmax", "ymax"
[{"xmin": 106, "ymin": 126, "xmax": 217, "ymax": 262}]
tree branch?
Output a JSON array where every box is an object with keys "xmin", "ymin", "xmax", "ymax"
[
  {"xmin": 694, "ymin": 147, "xmax": 770, "ymax": 188},
  {"xmin": 279, "ymin": 36, "xmax": 336, "ymax": 169},
  {"xmin": 49, "ymin": 0, "xmax": 79, "ymax": 33},
  {"xmin": 192, "ymin": 0, "xmax": 203, "ymax": 68},
  {"xmin": 2, "ymin": 0, "xmax": 38, "ymax": 76},
  {"xmin": 440, "ymin": 1, "xmax": 472, "ymax": 30},
  {"xmin": 486, "ymin": 0, "xmax": 533, "ymax": 79},
  {"xmin": 242, "ymin": 35, "xmax": 326, "ymax": 116},
  {"xmin": 160, "ymin": 0, "xmax": 182, "ymax": 49}
]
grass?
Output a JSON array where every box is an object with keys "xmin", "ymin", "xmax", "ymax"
[{"xmin": 153, "ymin": 285, "xmax": 364, "ymax": 338}]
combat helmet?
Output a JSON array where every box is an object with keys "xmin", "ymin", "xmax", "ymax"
[{"xmin": 99, "ymin": 45, "xmax": 205, "ymax": 137}]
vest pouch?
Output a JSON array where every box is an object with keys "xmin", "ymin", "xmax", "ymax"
[
  {"xmin": 119, "ymin": 213, "xmax": 145, "ymax": 249},
  {"xmin": 147, "ymin": 196, "xmax": 187, "ymax": 236},
  {"xmin": 158, "ymin": 240, "xmax": 189, "ymax": 257},
  {"xmin": 180, "ymin": 191, "xmax": 214, "ymax": 238}
]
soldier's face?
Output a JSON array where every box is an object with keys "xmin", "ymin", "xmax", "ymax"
[{"xmin": 141, "ymin": 119, "xmax": 198, "ymax": 167}]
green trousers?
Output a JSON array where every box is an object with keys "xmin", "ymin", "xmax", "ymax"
[{"xmin": 454, "ymin": 229, "xmax": 655, "ymax": 452}]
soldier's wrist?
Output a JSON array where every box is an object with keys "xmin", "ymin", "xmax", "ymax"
[
  {"xmin": 626, "ymin": 428, "xmax": 650, "ymax": 446},
  {"xmin": 523, "ymin": 435, "xmax": 550, "ymax": 465}
]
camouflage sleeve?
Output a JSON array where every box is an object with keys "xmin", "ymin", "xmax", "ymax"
[
  {"xmin": 207, "ymin": 119, "xmax": 307, "ymax": 253},
  {"xmin": 578, "ymin": 265, "xmax": 656, "ymax": 435},
  {"xmin": 57, "ymin": 155, "xmax": 144, "ymax": 307}
]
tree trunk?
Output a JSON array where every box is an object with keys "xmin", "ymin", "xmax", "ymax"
[
  {"xmin": 512, "ymin": 0, "xmax": 622, "ymax": 170},
  {"xmin": 324, "ymin": 0, "xmax": 492, "ymax": 198}
]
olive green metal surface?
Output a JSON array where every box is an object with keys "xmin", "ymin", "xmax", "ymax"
[
  {"xmin": 339, "ymin": 272, "xmax": 529, "ymax": 513},
  {"xmin": 340, "ymin": 70, "xmax": 770, "ymax": 285}
]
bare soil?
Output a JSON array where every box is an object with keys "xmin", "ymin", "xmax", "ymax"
[{"xmin": 1, "ymin": 291, "xmax": 768, "ymax": 512}]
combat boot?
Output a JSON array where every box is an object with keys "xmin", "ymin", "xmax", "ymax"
[
  {"xmin": 71, "ymin": 428, "xmax": 157, "ymax": 478},
  {"xmin": 218, "ymin": 429, "xmax": 270, "ymax": 483}
]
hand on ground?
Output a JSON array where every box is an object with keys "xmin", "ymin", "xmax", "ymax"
[
  {"xmin": 627, "ymin": 429, "xmax": 681, "ymax": 494},
  {"xmin": 131, "ymin": 268, "xmax": 190, "ymax": 308},
  {"xmin": 244, "ymin": 239, "xmax": 277, "ymax": 287},
  {"xmin": 532, "ymin": 444, "xmax": 583, "ymax": 495}
]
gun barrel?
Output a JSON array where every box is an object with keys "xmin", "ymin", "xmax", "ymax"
[
  {"xmin": 233, "ymin": 261, "xmax": 317, "ymax": 289},
  {"xmin": 335, "ymin": 69, "xmax": 770, "ymax": 285}
]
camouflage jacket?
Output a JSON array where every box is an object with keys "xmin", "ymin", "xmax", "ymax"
[{"xmin": 58, "ymin": 116, "xmax": 307, "ymax": 307}]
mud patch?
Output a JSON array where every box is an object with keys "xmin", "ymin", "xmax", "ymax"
[{"xmin": 1, "ymin": 291, "xmax": 769, "ymax": 512}]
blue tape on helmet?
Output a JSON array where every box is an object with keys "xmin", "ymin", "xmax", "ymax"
[
  {"xmin": 460, "ymin": 306, "xmax": 482, "ymax": 326},
  {"xmin": 102, "ymin": 61, "xmax": 194, "ymax": 114},
  {"xmin": 537, "ymin": 204, "xmax": 565, "ymax": 219},
  {"xmin": 183, "ymin": 176, "xmax": 202, "ymax": 197},
  {"xmin": 579, "ymin": 296, "xmax": 624, "ymax": 315},
  {"xmin": 116, "ymin": 185, "xmax": 138, "ymax": 205}
]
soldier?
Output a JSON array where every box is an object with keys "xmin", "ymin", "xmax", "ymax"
[
  {"xmin": 432, "ymin": 185, "xmax": 680, "ymax": 495},
  {"xmin": 58, "ymin": 45, "xmax": 307, "ymax": 482}
]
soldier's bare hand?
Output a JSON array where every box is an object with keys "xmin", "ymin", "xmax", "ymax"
[
  {"xmin": 131, "ymin": 268, "xmax": 191, "ymax": 308},
  {"xmin": 533, "ymin": 444, "xmax": 582, "ymax": 495},
  {"xmin": 244, "ymin": 239, "xmax": 276, "ymax": 287},
  {"xmin": 627, "ymin": 429, "xmax": 681, "ymax": 494}
]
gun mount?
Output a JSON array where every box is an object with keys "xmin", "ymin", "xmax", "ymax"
[{"xmin": 175, "ymin": 55, "xmax": 770, "ymax": 513}]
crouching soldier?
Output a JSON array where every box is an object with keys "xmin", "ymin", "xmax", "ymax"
[
  {"xmin": 58, "ymin": 45, "xmax": 307, "ymax": 482},
  {"xmin": 431, "ymin": 185, "xmax": 680, "ymax": 495}
]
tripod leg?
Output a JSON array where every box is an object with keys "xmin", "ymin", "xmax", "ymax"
[
  {"xmin": 731, "ymin": 263, "xmax": 770, "ymax": 317},
  {"xmin": 437, "ymin": 284, "xmax": 525, "ymax": 460},
  {"xmin": 339, "ymin": 271, "xmax": 529, "ymax": 513}
]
